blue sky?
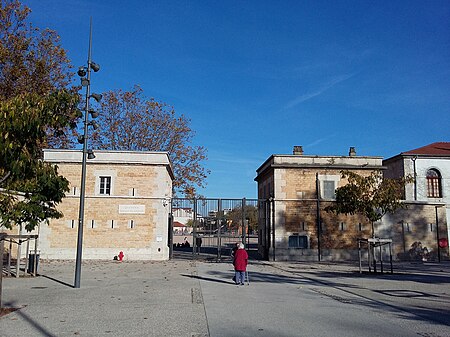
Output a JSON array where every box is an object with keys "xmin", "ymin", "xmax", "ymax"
[{"xmin": 24, "ymin": 0, "xmax": 449, "ymax": 198}]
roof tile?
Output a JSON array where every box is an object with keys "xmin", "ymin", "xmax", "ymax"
[{"xmin": 402, "ymin": 142, "xmax": 450, "ymax": 156}]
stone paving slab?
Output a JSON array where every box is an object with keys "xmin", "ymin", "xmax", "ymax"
[
  {"xmin": 196, "ymin": 260, "xmax": 450, "ymax": 337},
  {"xmin": 1, "ymin": 259, "xmax": 449, "ymax": 337},
  {"xmin": 1, "ymin": 260, "xmax": 209, "ymax": 337}
]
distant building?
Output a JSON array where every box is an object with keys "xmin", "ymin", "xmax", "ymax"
[
  {"xmin": 383, "ymin": 142, "xmax": 450, "ymax": 259},
  {"xmin": 172, "ymin": 221, "xmax": 191, "ymax": 235},
  {"xmin": 172, "ymin": 207, "xmax": 194, "ymax": 226},
  {"xmin": 255, "ymin": 144, "xmax": 449, "ymax": 262},
  {"xmin": 38, "ymin": 149, "xmax": 174, "ymax": 260}
]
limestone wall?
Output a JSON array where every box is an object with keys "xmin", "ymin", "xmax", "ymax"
[{"xmin": 40, "ymin": 150, "xmax": 173, "ymax": 261}]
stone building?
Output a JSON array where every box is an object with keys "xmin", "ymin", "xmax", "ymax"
[
  {"xmin": 39, "ymin": 149, "xmax": 174, "ymax": 261},
  {"xmin": 255, "ymin": 146, "xmax": 383, "ymax": 261},
  {"xmin": 255, "ymin": 144, "xmax": 449, "ymax": 262},
  {"xmin": 382, "ymin": 142, "xmax": 450, "ymax": 260}
]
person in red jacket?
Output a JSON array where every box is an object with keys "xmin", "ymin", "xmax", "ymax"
[{"xmin": 233, "ymin": 243, "xmax": 248, "ymax": 285}]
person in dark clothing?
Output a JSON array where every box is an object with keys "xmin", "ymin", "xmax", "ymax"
[
  {"xmin": 231, "ymin": 242, "xmax": 239, "ymax": 258},
  {"xmin": 233, "ymin": 243, "xmax": 248, "ymax": 285}
]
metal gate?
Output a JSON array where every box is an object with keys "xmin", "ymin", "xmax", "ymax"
[{"xmin": 169, "ymin": 198, "xmax": 262, "ymax": 261}]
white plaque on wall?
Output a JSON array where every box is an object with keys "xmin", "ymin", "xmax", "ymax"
[{"xmin": 119, "ymin": 204, "xmax": 145, "ymax": 214}]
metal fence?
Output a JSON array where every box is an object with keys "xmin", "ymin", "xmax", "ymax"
[{"xmin": 170, "ymin": 198, "xmax": 263, "ymax": 261}]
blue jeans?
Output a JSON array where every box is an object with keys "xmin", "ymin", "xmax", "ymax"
[{"xmin": 235, "ymin": 270, "xmax": 245, "ymax": 284}]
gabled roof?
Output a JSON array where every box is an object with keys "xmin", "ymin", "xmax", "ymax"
[{"xmin": 402, "ymin": 142, "xmax": 450, "ymax": 156}]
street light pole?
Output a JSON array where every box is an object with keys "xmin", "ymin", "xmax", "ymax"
[{"xmin": 75, "ymin": 19, "xmax": 98, "ymax": 288}]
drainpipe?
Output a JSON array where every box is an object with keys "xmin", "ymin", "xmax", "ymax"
[
  {"xmin": 271, "ymin": 197, "xmax": 276, "ymax": 261},
  {"xmin": 316, "ymin": 173, "xmax": 321, "ymax": 262},
  {"xmin": 412, "ymin": 156, "xmax": 418, "ymax": 201}
]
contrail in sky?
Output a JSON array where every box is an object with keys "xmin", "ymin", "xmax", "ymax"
[{"xmin": 285, "ymin": 73, "xmax": 355, "ymax": 109}]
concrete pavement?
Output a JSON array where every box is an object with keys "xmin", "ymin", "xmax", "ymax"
[{"xmin": 1, "ymin": 259, "xmax": 449, "ymax": 337}]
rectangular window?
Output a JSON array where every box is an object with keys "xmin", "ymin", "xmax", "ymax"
[
  {"xmin": 427, "ymin": 179, "xmax": 439, "ymax": 197},
  {"xmin": 109, "ymin": 220, "xmax": 117, "ymax": 229},
  {"xmin": 68, "ymin": 219, "xmax": 76, "ymax": 228},
  {"xmin": 323, "ymin": 181, "xmax": 336, "ymax": 199},
  {"xmin": 128, "ymin": 220, "xmax": 135, "ymax": 229},
  {"xmin": 99, "ymin": 176, "xmax": 111, "ymax": 195},
  {"xmin": 289, "ymin": 235, "xmax": 308, "ymax": 249},
  {"xmin": 90, "ymin": 220, "xmax": 96, "ymax": 229},
  {"xmin": 358, "ymin": 223, "xmax": 362, "ymax": 231},
  {"xmin": 340, "ymin": 222, "xmax": 346, "ymax": 231}
]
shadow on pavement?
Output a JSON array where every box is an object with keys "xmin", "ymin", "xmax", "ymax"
[
  {"xmin": 181, "ymin": 273, "xmax": 234, "ymax": 285},
  {"xmin": 2, "ymin": 301, "xmax": 57, "ymax": 337},
  {"xmin": 39, "ymin": 274, "xmax": 74, "ymax": 288}
]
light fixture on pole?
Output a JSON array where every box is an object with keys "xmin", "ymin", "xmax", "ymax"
[
  {"xmin": 74, "ymin": 18, "xmax": 101, "ymax": 289},
  {"xmin": 90, "ymin": 62, "xmax": 100, "ymax": 72},
  {"xmin": 87, "ymin": 149, "xmax": 96, "ymax": 160},
  {"xmin": 88, "ymin": 120, "xmax": 99, "ymax": 130},
  {"xmin": 90, "ymin": 93, "xmax": 102, "ymax": 102}
]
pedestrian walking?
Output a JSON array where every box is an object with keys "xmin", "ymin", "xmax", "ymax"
[
  {"xmin": 233, "ymin": 243, "xmax": 248, "ymax": 285},
  {"xmin": 231, "ymin": 242, "xmax": 239, "ymax": 258}
]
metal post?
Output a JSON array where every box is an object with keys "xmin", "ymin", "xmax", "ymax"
[
  {"xmin": 242, "ymin": 198, "xmax": 246, "ymax": 245},
  {"xmin": 217, "ymin": 199, "xmax": 222, "ymax": 260},
  {"xmin": 389, "ymin": 243, "xmax": 393, "ymax": 274},
  {"xmin": 0, "ymin": 234, "xmax": 5, "ymax": 308},
  {"xmin": 74, "ymin": 18, "xmax": 93, "ymax": 289},
  {"xmin": 379, "ymin": 244, "xmax": 383, "ymax": 273},
  {"xmin": 193, "ymin": 198, "xmax": 197, "ymax": 258},
  {"xmin": 7, "ymin": 239, "xmax": 11, "ymax": 276},
  {"xmin": 401, "ymin": 220, "xmax": 406, "ymax": 254},
  {"xmin": 358, "ymin": 240, "xmax": 362, "ymax": 274},
  {"xmin": 168, "ymin": 212, "xmax": 173, "ymax": 260},
  {"xmin": 25, "ymin": 239, "xmax": 29, "ymax": 274},
  {"xmin": 16, "ymin": 224, "xmax": 22, "ymax": 278}
]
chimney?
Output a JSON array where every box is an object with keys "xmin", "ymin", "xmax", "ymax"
[
  {"xmin": 349, "ymin": 147, "xmax": 356, "ymax": 157},
  {"xmin": 293, "ymin": 146, "xmax": 304, "ymax": 155}
]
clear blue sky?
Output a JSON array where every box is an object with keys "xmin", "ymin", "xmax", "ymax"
[{"xmin": 25, "ymin": 0, "xmax": 449, "ymax": 198}]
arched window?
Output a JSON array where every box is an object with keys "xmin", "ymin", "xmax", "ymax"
[{"xmin": 426, "ymin": 169, "xmax": 442, "ymax": 198}]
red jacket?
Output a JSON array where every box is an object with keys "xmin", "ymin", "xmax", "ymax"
[{"xmin": 233, "ymin": 248, "xmax": 248, "ymax": 271}]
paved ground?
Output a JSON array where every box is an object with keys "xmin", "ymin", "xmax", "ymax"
[{"xmin": 1, "ymin": 258, "xmax": 449, "ymax": 337}]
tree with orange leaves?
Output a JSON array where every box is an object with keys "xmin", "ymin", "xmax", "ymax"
[{"xmin": 90, "ymin": 86, "xmax": 209, "ymax": 197}]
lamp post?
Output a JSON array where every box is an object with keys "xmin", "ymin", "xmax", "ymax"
[{"xmin": 74, "ymin": 19, "xmax": 101, "ymax": 288}]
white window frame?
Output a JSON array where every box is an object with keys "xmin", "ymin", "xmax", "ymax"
[
  {"xmin": 318, "ymin": 174, "xmax": 340, "ymax": 200},
  {"xmin": 99, "ymin": 176, "xmax": 111, "ymax": 195},
  {"xmin": 94, "ymin": 170, "xmax": 116, "ymax": 196}
]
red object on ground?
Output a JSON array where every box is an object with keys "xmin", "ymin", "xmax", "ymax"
[
  {"xmin": 118, "ymin": 251, "xmax": 124, "ymax": 261},
  {"xmin": 439, "ymin": 238, "xmax": 448, "ymax": 248}
]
